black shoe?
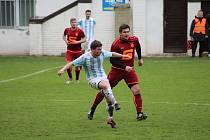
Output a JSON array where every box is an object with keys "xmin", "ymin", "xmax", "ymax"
[
  {"xmin": 192, "ymin": 54, "xmax": 195, "ymax": 57},
  {"xmin": 87, "ymin": 110, "xmax": 95, "ymax": 120},
  {"xmin": 136, "ymin": 112, "xmax": 148, "ymax": 121},
  {"xmin": 107, "ymin": 118, "xmax": 117, "ymax": 128},
  {"xmin": 114, "ymin": 103, "xmax": 121, "ymax": 111}
]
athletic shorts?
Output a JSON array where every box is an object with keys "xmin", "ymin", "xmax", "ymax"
[
  {"xmin": 81, "ymin": 40, "xmax": 93, "ymax": 53},
  {"xmin": 65, "ymin": 50, "xmax": 82, "ymax": 63},
  {"xmin": 108, "ymin": 67, "xmax": 139, "ymax": 88},
  {"xmin": 88, "ymin": 77, "xmax": 109, "ymax": 90}
]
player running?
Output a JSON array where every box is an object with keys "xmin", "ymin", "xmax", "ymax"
[
  {"xmin": 63, "ymin": 18, "xmax": 86, "ymax": 83},
  {"xmin": 57, "ymin": 40, "xmax": 131, "ymax": 128},
  {"xmin": 88, "ymin": 24, "xmax": 148, "ymax": 121}
]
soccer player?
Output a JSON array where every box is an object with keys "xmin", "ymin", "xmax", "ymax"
[
  {"xmin": 57, "ymin": 40, "xmax": 130, "ymax": 128},
  {"xmin": 63, "ymin": 18, "xmax": 86, "ymax": 84},
  {"xmin": 78, "ymin": 9, "xmax": 96, "ymax": 53},
  {"xmin": 88, "ymin": 24, "xmax": 148, "ymax": 121}
]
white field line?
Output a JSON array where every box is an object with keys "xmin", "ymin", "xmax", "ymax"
[
  {"xmin": 0, "ymin": 66, "xmax": 61, "ymax": 84},
  {"xmin": 52, "ymin": 99, "xmax": 210, "ymax": 106}
]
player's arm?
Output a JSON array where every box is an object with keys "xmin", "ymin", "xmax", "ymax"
[
  {"xmin": 69, "ymin": 30, "xmax": 86, "ymax": 45},
  {"xmin": 77, "ymin": 19, "xmax": 82, "ymax": 27},
  {"xmin": 110, "ymin": 43, "xmax": 127, "ymax": 69},
  {"xmin": 58, "ymin": 62, "xmax": 73, "ymax": 76},
  {"xmin": 80, "ymin": 37, "xmax": 86, "ymax": 43},
  {"xmin": 63, "ymin": 33, "xmax": 69, "ymax": 45},
  {"xmin": 93, "ymin": 19, "xmax": 96, "ymax": 25},
  {"xmin": 190, "ymin": 20, "xmax": 195, "ymax": 39},
  {"xmin": 58, "ymin": 54, "xmax": 84, "ymax": 76},
  {"xmin": 136, "ymin": 41, "xmax": 143, "ymax": 66},
  {"xmin": 69, "ymin": 37, "xmax": 86, "ymax": 45},
  {"xmin": 79, "ymin": 29, "xmax": 86, "ymax": 43},
  {"xmin": 63, "ymin": 28, "xmax": 71, "ymax": 45},
  {"xmin": 111, "ymin": 52, "xmax": 131, "ymax": 59}
]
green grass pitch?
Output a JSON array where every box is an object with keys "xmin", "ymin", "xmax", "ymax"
[{"xmin": 0, "ymin": 56, "xmax": 210, "ymax": 140}]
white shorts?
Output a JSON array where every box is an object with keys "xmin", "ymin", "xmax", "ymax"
[
  {"xmin": 88, "ymin": 77, "xmax": 109, "ymax": 90},
  {"xmin": 81, "ymin": 40, "xmax": 93, "ymax": 53}
]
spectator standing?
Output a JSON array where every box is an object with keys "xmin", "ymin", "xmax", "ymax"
[{"xmin": 190, "ymin": 10, "xmax": 208, "ymax": 57}]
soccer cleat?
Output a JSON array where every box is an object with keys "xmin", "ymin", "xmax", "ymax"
[
  {"xmin": 66, "ymin": 78, "xmax": 72, "ymax": 84},
  {"xmin": 107, "ymin": 118, "xmax": 117, "ymax": 128},
  {"xmin": 136, "ymin": 112, "xmax": 148, "ymax": 121},
  {"xmin": 75, "ymin": 80, "xmax": 80, "ymax": 84},
  {"xmin": 114, "ymin": 103, "xmax": 121, "ymax": 111},
  {"xmin": 87, "ymin": 110, "xmax": 95, "ymax": 120}
]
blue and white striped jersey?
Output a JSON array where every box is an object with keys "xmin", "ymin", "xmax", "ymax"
[
  {"xmin": 72, "ymin": 50, "xmax": 112, "ymax": 81},
  {"xmin": 78, "ymin": 18, "xmax": 96, "ymax": 42}
]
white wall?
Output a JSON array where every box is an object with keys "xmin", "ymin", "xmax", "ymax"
[
  {"xmin": 30, "ymin": 7, "xmax": 78, "ymax": 55},
  {"xmin": 92, "ymin": 0, "xmax": 115, "ymax": 51},
  {"xmin": 0, "ymin": 0, "xmax": 77, "ymax": 55},
  {"xmin": 36, "ymin": 0, "xmax": 76, "ymax": 17},
  {"xmin": 132, "ymin": 0, "xmax": 163, "ymax": 56},
  {"xmin": 132, "ymin": 0, "xmax": 146, "ymax": 55},
  {"xmin": 30, "ymin": 1, "xmax": 116, "ymax": 55},
  {"xmin": 145, "ymin": 0, "xmax": 163, "ymax": 55},
  {"xmin": 0, "ymin": 29, "xmax": 30, "ymax": 55},
  {"xmin": 1, "ymin": 0, "xmax": 200, "ymax": 56},
  {"xmin": 30, "ymin": 24, "xmax": 43, "ymax": 55}
]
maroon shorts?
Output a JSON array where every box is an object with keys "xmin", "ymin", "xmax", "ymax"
[
  {"xmin": 65, "ymin": 50, "xmax": 82, "ymax": 62},
  {"xmin": 108, "ymin": 67, "xmax": 139, "ymax": 88}
]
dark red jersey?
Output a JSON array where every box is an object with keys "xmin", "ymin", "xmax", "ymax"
[
  {"xmin": 64, "ymin": 27, "xmax": 85, "ymax": 51},
  {"xmin": 110, "ymin": 36, "xmax": 141, "ymax": 69}
]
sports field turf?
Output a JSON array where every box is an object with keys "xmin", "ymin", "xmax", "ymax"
[{"xmin": 0, "ymin": 56, "xmax": 210, "ymax": 140}]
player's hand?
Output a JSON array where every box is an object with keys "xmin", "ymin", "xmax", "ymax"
[
  {"xmin": 57, "ymin": 69, "xmax": 64, "ymax": 76},
  {"xmin": 82, "ymin": 50, "xmax": 85, "ymax": 54},
  {"xmin": 65, "ymin": 40, "xmax": 69, "ymax": 45},
  {"xmin": 69, "ymin": 40, "xmax": 78, "ymax": 45},
  {"xmin": 125, "ymin": 66, "xmax": 133, "ymax": 72},
  {"xmin": 138, "ymin": 59, "xmax": 143, "ymax": 66},
  {"xmin": 122, "ymin": 54, "xmax": 131, "ymax": 59}
]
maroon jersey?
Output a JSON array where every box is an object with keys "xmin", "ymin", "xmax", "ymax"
[
  {"xmin": 64, "ymin": 27, "xmax": 85, "ymax": 52},
  {"xmin": 110, "ymin": 36, "xmax": 141, "ymax": 69}
]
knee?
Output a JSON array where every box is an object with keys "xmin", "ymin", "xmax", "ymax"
[
  {"xmin": 132, "ymin": 86, "xmax": 141, "ymax": 95},
  {"xmin": 75, "ymin": 67, "xmax": 80, "ymax": 71},
  {"xmin": 100, "ymin": 84, "xmax": 109, "ymax": 90}
]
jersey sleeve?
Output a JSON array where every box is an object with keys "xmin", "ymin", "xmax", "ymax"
[
  {"xmin": 110, "ymin": 40, "xmax": 127, "ymax": 69},
  {"xmin": 102, "ymin": 50, "xmax": 112, "ymax": 58},
  {"xmin": 77, "ymin": 19, "xmax": 82, "ymax": 28},
  {"xmin": 63, "ymin": 28, "xmax": 67, "ymax": 36},
  {"xmin": 93, "ymin": 19, "xmax": 96, "ymax": 25},
  {"xmin": 72, "ymin": 54, "xmax": 85, "ymax": 67},
  {"xmin": 110, "ymin": 42, "xmax": 118, "ymax": 52},
  {"xmin": 79, "ymin": 29, "xmax": 85, "ymax": 38},
  {"xmin": 135, "ymin": 38, "xmax": 142, "ymax": 60}
]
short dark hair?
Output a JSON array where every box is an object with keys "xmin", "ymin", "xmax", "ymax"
[
  {"xmin": 119, "ymin": 24, "xmax": 130, "ymax": 33},
  {"xmin": 70, "ymin": 18, "xmax": 76, "ymax": 23},
  {"xmin": 85, "ymin": 9, "xmax": 91, "ymax": 13},
  {"xmin": 90, "ymin": 40, "xmax": 102, "ymax": 50}
]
